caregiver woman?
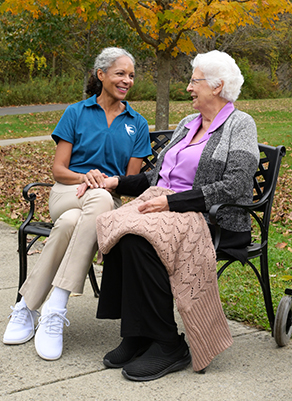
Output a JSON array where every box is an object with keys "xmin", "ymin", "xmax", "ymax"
[
  {"xmin": 93, "ymin": 50, "xmax": 260, "ymax": 382},
  {"xmin": 3, "ymin": 47, "xmax": 152, "ymax": 361}
]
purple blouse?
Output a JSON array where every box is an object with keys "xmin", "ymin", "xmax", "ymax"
[{"xmin": 157, "ymin": 102, "xmax": 235, "ymax": 192}]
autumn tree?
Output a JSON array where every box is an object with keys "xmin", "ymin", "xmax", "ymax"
[
  {"xmin": 0, "ymin": 5, "xmax": 151, "ymax": 97},
  {"xmin": 1, "ymin": 0, "xmax": 292, "ymax": 129},
  {"xmin": 113, "ymin": 0, "xmax": 292, "ymax": 129},
  {"xmin": 0, "ymin": 9, "xmax": 69, "ymax": 81}
]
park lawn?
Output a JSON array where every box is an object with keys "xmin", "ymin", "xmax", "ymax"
[
  {"xmin": 1, "ymin": 98, "xmax": 292, "ymax": 139},
  {"xmin": 0, "ymin": 98, "xmax": 291, "ymax": 331},
  {"xmin": 0, "ymin": 111, "xmax": 62, "ymax": 139}
]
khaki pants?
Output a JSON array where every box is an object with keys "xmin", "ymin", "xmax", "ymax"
[{"xmin": 20, "ymin": 182, "xmax": 120, "ymax": 311}]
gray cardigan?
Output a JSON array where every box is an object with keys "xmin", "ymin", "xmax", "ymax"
[{"xmin": 145, "ymin": 109, "xmax": 260, "ymax": 232}]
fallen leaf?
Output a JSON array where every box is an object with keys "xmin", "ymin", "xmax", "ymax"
[
  {"xmin": 27, "ymin": 249, "xmax": 41, "ymax": 255},
  {"xmin": 10, "ymin": 211, "xmax": 18, "ymax": 219},
  {"xmin": 275, "ymin": 242, "xmax": 288, "ymax": 249},
  {"xmin": 280, "ymin": 275, "xmax": 292, "ymax": 281}
]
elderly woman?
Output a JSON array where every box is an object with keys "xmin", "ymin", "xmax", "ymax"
[
  {"xmin": 3, "ymin": 47, "xmax": 152, "ymax": 361},
  {"xmin": 94, "ymin": 50, "xmax": 260, "ymax": 382}
]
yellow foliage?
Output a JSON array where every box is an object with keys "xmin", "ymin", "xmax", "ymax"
[
  {"xmin": 24, "ymin": 49, "xmax": 35, "ymax": 78},
  {"xmin": 24, "ymin": 49, "xmax": 47, "ymax": 79},
  {"xmin": 1, "ymin": 0, "xmax": 292, "ymax": 55},
  {"xmin": 176, "ymin": 35, "xmax": 195, "ymax": 55},
  {"xmin": 36, "ymin": 55, "xmax": 47, "ymax": 71}
]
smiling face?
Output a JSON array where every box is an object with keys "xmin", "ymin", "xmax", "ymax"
[
  {"xmin": 186, "ymin": 67, "xmax": 214, "ymax": 113},
  {"xmin": 97, "ymin": 56, "xmax": 135, "ymax": 101}
]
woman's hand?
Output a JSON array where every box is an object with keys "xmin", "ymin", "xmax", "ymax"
[
  {"xmin": 84, "ymin": 169, "xmax": 108, "ymax": 189},
  {"xmin": 76, "ymin": 170, "xmax": 108, "ymax": 198},
  {"xmin": 103, "ymin": 176, "xmax": 119, "ymax": 192},
  {"xmin": 76, "ymin": 182, "xmax": 88, "ymax": 198},
  {"xmin": 138, "ymin": 195, "xmax": 169, "ymax": 214}
]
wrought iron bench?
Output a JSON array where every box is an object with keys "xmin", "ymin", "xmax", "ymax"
[{"xmin": 17, "ymin": 130, "xmax": 286, "ymax": 335}]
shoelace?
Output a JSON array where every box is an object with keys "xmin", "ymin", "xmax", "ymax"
[
  {"xmin": 8, "ymin": 305, "xmax": 39, "ymax": 324},
  {"xmin": 36, "ymin": 312, "xmax": 70, "ymax": 336}
]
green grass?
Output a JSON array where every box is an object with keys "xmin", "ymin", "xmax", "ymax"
[
  {"xmin": 0, "ymin": 111, "xmax": 62, "ymax": 139},
  {"xmin": 1, "ymin": 98, "xmax": 292, "ymax": 331},
  {"xmin": 1, "ymin": 98, "xmax": 292, "ymax": 140},
  {"xmin": 218, "ymin": 224, "xmax": 292, "ymax": 331}
]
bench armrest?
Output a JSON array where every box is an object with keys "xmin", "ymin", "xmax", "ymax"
[
  {"xmin": 21, "ymin": 182, "xmax": 54, "ymax": 228},
  {"xmin": 23, "ymin": 182, "xmax": 54, "ymax": 202},
  {"xmin": 209, "ymin": 196, "xmax": 270, "ymax": 250}
]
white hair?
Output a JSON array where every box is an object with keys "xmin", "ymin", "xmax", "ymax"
[
  {"xmin": 94, "ymin": 47, "xmax": 135, "ymax": 76},
  {"xmin": 191, "ymin": 50, "xmax": 244, "ymax": 102}
]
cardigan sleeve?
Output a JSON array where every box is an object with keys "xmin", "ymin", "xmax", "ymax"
[
  {"xmin": 115, "ymin": 173, "xmax": 150, "ymax": 197},
  {"xmin": 197, "ymin": 112, "xmax": 259, "ymax": 211},
  {"xmin": 167, "ymin": 189, "xmax": 206, "ymax": 213}
]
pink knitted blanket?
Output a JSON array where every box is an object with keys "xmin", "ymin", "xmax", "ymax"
[{"xmin": 96, "ymin": 186, "xmax": 233, "ymax": 371}]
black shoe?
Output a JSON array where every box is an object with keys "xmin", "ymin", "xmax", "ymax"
[
  {"xmin": 122, "ymin": 333, "xmax": 191, "ymax": 382},
  {"xmin": 103, "ymin": 337, "xmax": 152, "ymax": 368}
]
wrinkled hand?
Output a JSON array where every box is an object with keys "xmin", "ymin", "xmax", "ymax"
[
  {"xmin": 76, "ymin": 169, "xmax": 108, "ymax": 198},
  {"xmin": 138, "ymin": 195, "xmax": 169, "ymax": 214},
  {"xmin": 103, "ymin": 177, "xmax": 119, "ymax": 192},
  {"xmin": 76, "ymin": 182, "xmax": 88, "ymax": 198}
]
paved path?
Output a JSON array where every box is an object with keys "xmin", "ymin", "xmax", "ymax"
[
  {"xmin": 0, "ymin": 135, "xmax": 52, "ymax": 146},
  {"xmin": 0, "ymin": 104, "xmax": 68, "ymax": 146},
  {"xmin": 0, "ymin": 103, "xmax": 70, "ymax": 116}
]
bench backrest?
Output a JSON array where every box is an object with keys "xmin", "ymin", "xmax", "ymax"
[
  {"xmin": 252, "ymin": 143, "xmax": 286, "ymax": 232},
  {"xmin": 140, "ymin": 130, "xmax": 174, "ymax": 173},
  {"xmin": 141, "ymin": 130, "xmax": 286, "ymax": 233}
]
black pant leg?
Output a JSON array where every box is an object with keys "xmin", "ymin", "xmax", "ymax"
[
  {"xmin": 97, "ymin": 234, "xmax": 178, "ymax": 342},
  {"xmin": 120, "ymin": 235, "xmax": 179, "ymax": 341},
  {"xmin": 97, "ymin": 241, "xmax": 123, "ymax": 319}
]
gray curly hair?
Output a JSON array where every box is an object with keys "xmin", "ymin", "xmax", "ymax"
[{"xmin": 93, "ymin": 47, "xmax": 135, "ymax": 76}]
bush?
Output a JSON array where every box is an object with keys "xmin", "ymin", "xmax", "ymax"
[
  {"xmin": 237, "ymin": 58, "xmax": 282, "ymax": 100},
  {"xmin": 126, "ymin": 77, "xmax": 157, "ymax": 101},
  {"xmin": 0, "ymin": 76, "xmax": 83, "ymax": 106},
  {"xmin": 0, "ymin": 62, "xmax": 289, "ymax": 106},
  {"xmin": 169, "ymin": 81, "xmax": 190, "ymax": 101}
]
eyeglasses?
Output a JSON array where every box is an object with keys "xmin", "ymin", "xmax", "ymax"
[{"xmin": 189, "ymin": 78, "xmax": 207, "ymax": 86}]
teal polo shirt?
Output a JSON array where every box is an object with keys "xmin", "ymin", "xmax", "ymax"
[{"xmin": 52, "ymin": 95, "xmax": 151, "ymax": 176}]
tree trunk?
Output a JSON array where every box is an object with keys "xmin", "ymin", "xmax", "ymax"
[
  {"xmin": 155, "ymin": 50, "xmax": 171, "ymax": 130},
  {"xmin": 82, "ymin": 71, "xmax": 88, "ymax": 100},
  {"xmin": 52, "ymin": 54, "xmax": 56, "ymax": 79},
  {"xmin": 82, "ymin": 29, "xmax": 91, "ymax": 100}
]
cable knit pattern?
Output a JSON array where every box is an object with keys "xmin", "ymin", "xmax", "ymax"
[{"xmin": 96, "ymin": 186, "xmax": 233, "ymax": 371}]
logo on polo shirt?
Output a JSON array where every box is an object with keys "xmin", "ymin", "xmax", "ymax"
[{"xmin": 125, "ymin": 124, "xmax": 137, "ymax": 136}]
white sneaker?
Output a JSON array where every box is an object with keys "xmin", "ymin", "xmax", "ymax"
[
  {"xmin": 34, "ymin": 300, "xmax": 70, "ymax": 361},
  {"xmin": 3, "ymin": 303, "xmax": 39, "ymax": 345}
]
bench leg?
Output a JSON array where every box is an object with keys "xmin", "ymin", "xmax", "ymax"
[
  {"xmin": 18, "ymin": 228, "xmax": 28, "ymax": 303},
  {"xmin": 88, "ymin": 265, "xmax": 100, "ymax": 298},
  {"xmin": 259, "ymin": 249, "xmax": 275, "ymax": 332}
]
